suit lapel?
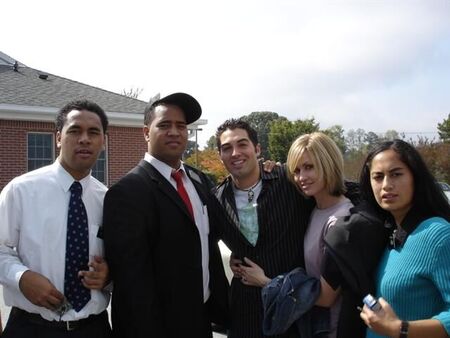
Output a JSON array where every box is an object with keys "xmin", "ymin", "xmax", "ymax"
[
  {"xmin": 185, "ymin": 166, "xmax": 208, "ymax": 206},
  {"xmin": 138, "ymin": 160, "xmax": 194, "ymax": 221},
  {"xmin": 222, "ymin": 185, "xmax": 240, "ymax": 229}
]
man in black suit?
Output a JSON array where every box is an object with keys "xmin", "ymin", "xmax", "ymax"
[
  {"xmin": 214, "ymin": 119, "xmax": 313, "ymax": 338},
  {"xmin": 102, "ymin": 93, "xmax": 229, "ymax": 338}
]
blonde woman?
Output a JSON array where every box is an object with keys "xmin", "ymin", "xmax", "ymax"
[{"xmin": 240, "ymin": 132, "xmax": 353, "ymax": 338}]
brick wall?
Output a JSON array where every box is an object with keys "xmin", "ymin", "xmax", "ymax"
[
  {"xmin": 0, "ymin": 119, "xmax": 55, "ymax": 190},
  {"xmin": 0, "ymin": 120, "xmax": 146, "ymax": 190},
  {"xmin": 107, "ymin": 126, "xmax": 147, "ymax": 186}
]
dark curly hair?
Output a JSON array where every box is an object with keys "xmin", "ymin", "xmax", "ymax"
[
  {"xmin": 55, "ymin": 99, "xmax": 108, "ymax": 133},
  {"xmin": 215, "ymin": 119, "xmax": 259, "ymax": 151}
]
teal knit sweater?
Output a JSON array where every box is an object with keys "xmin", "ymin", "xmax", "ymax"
[{"xmin": 367, "ymin": 217, "xmax": 450, "ymax": 338}]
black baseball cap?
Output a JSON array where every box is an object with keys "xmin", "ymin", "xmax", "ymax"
[{"xmin": 150, "ymin": 92, "xmax": 202, "ymax": 124}]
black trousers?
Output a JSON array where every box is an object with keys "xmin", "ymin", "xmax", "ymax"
[{"xmin": 2, "ymin": 309, "xmax": 112, "ymax": 338}]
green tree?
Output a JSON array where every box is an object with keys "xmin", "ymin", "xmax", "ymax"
[
  {"xmin": 345, "ymin": 128, "xmax": 369, "ymax": 179},
  {"xmin": 323, "ymin": 125, "xmax": 346, "ymax": 154},
  {"xmin": 268, "ymin": 118, "xmax": 319, "ymax": 162},
  {"xmin": 365, "ymin": 131, "xmax": 380, "ymax": 151},
  {"xmin": 183, "ymin": 140, "xmax": 197, "ymax": 159},
  {"xmin": 205, "ymin": 135, "xmax": 217, "ymax": 150},
  {"xmin": 241, "ymin": 112, "xmax": 287, "ymax": 160},
  {"xmin": 383, "ymin": 129, "xmax": 399, "ymax": 141},
  {"xmin": 437, "ymin": 113, "xmax": 450, "ymax": 142},
  {"xmin": 346, "ymin": 128, "xmax": 367, "ymax": 152}
]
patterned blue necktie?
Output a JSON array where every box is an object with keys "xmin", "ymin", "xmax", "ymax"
[{"xmin": 64, "ymin": 181, "xmax": 91, "ymax": 312}]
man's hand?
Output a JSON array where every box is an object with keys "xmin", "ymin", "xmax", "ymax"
[
  {"xmin": 19, "ymin": 270, "xmax": 64, "ymax": 310},
  {"xmin": 79, "ymin": 256, "xmax": 110, "ymax": 290}
]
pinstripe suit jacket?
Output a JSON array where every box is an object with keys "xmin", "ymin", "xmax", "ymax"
[{"xmin": 214, "ymin": 163, "xmax": 314, "ymax": 338}]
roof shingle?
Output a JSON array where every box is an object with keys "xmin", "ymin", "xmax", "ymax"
[{"xmin": 0, "ymin": 63, "xmax": 147, "ymax": 114}]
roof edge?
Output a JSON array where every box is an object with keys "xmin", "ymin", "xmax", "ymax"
[
  {"xmin": 0, "ymin": 104, "xmax": 207, "ymax": 128},
  {"xmin": 0, "ymin": 104, "xmax": 143, "ymax": 127}
]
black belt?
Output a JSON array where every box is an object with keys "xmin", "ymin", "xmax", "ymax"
[{"xmin": 11, "ymin": 307, "xmax": 108, "ymax": 331}]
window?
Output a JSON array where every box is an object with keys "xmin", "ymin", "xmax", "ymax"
[
  {"xmin": 27, "ymin": 132, "xmax": 107, "ymax": 184},
  {"xmin": 27, "ymin": 133, "xmax": 54, "ymax": 171},
  {"xmin": 91, "ymin": 149, "xmax": 107, "ymax": 185}
]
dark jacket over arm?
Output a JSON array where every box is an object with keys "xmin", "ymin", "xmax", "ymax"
[
  {"xmin": 323, "ymin": 203, "xmax": 390, "ymax": 338},
  {"xmin": 262, "ymin": 267, "xmax": 329, "ymax": 338}
]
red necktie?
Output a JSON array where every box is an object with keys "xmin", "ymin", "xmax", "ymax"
[{"xmin": 171, "ymin": 170, "xmax": 194, "ymax": 220}]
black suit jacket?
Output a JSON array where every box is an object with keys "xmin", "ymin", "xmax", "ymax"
[{"xmin": 103, "ymin": 160, "xmax": 229, "ymax": 338}]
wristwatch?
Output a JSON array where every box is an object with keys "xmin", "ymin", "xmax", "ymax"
[{"xmin": 399, "ymin": 321, "xmax": 409, "ymax": 338}]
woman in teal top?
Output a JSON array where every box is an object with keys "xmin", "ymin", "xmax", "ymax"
[{"xmin": 359, "ymin": 139, "xmax": 450, "ymax": 338}]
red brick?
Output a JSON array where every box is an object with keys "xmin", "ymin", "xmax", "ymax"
[{"xmin": 1, "ymin": 120, "xmax": 146, "ymax": 190}]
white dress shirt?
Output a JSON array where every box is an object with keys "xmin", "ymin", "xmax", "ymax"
[
  {"xmin": 0, "ymin": 160, "xmax": 110, "ymax": 320},
  {"xmin": 144, "ymin": 153, "xmax": 210, "ymax": 302}
]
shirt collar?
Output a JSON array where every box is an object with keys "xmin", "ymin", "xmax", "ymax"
[
  {"xmin": 144, "ymin": 153, "xmax": 187, "ymax": 181},
  {"xmin": 386, "ymin": 207, "xmax": 428, "ymax": 249},
  {"xmin": 54, "ymin": 160, "xmax": 92, "ymax": 194},
  {"xmin": 401, "ymin": 207, "xmax": 427, "ymax": 234}
]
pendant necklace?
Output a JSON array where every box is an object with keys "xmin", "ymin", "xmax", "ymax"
[{"xmin": 236, "ymin": 179, "xmax": 261, "ymax": 203}]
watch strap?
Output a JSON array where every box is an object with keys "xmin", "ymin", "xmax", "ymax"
[{"xmin": 399, "ymin": 321, "xmax": 409, "ymax": 338}]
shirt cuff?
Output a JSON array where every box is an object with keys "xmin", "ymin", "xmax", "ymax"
[
  {"xmin": 432, "ymin": 312, "xmax": 450, "ymax": 335},
  {"xmin": 9, "ymin": 265, "xmax": 29, "ymax": 292}
]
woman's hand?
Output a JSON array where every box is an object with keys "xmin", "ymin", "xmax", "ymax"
[
  {"xmin": 229, "ymin": 256, "xmax": 244, "ymax": 279},
  {"xmin": 262, "ymin": 160, "xmax": 281, "ymax": 173},
  {"xmin": 361, "ymin": 297, "xmax": 450, "ymax": 338},
  {"xmin": 239, "ymin": 257, "xmax": 271, "ymax": 287},
  {"xmin": 360, "ymin": 297, "xmax": 401, "ymax": 337}
]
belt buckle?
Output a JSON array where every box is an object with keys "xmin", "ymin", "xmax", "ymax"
[{"xmin": 66, "ymin": 320, "xmax": 76, "ymax": 331}]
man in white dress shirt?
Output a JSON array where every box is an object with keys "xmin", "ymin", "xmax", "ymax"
[{"xmin": 0, "ymin": 99, "xmax": 111, "ymax": 337}]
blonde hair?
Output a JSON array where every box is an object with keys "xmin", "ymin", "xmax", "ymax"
[{"xmin": 286, "ymin": 132, "xmax": 345, "ymax": 196}]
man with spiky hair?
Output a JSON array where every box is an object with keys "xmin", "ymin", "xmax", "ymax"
[{"xmin": 214, "ymin": 118, "xmax": 313, "ymax": 338}]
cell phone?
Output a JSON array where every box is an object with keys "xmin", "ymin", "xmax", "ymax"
[{"xmin": 363, "ymin": 294, "xmax": 382, "ymax": 312}]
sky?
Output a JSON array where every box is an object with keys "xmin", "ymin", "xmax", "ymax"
[{"xmin": 2, "ymin": 0, "xmax": 450, "ymax": 147}]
